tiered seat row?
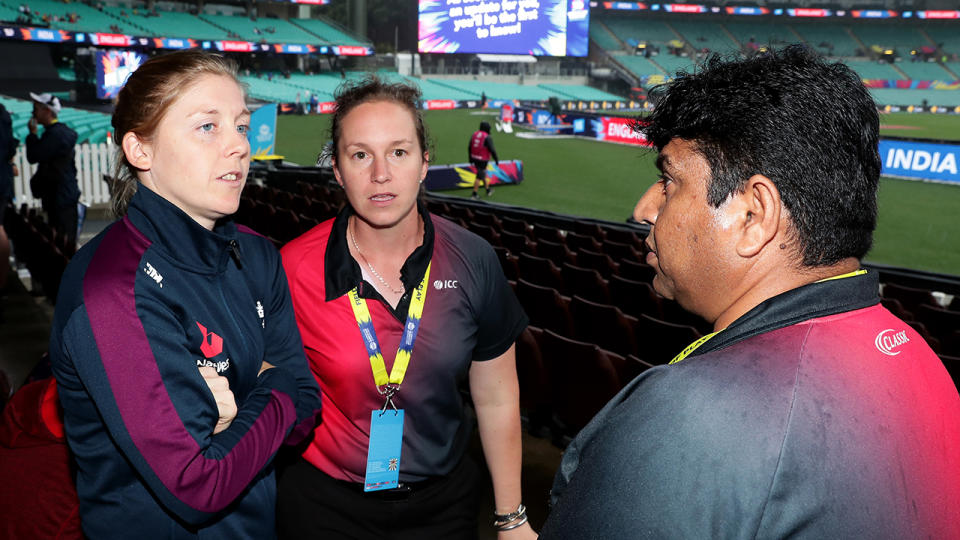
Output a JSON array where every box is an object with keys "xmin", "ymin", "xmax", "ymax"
[{"xmin": 2, "ymin": 203, "xmax": 72, "ymax": 302}]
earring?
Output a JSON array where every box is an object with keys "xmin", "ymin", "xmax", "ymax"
[{"xmin": 419, "ymin": 179, "xmax": 424, "ymax": 184}]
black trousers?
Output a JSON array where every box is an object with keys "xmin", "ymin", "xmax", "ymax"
[
  {"xmin": 277, "ymin": 456, "xmax": 480, "ymax": 540},
  {"xmin": 44, "ymin": 200, "xmax": 78, "ymax": 248}
]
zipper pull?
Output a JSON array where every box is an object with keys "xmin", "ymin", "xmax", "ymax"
[{"xmin": 228, "ymin": 240, "xmax": 243, "ymax": 269}]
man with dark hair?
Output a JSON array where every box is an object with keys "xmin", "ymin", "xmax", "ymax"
[
  {"xmin": 540, "ymin": 46, "xmax": 960, "ymax": 539},
  {"xmin": 468, "ymin": 120, "xmax": 499, "ymax": 200},
  {"xmin": 26, "ymin": 92, "xmax": 79, "ymax": 249}
]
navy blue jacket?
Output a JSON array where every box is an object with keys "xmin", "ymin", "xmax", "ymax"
[
  {"xmin": 26, "ymin": 121, "xmax": 79, "ymax": 209},
  {"xmin": 0, "ymin": 104, "xmax": 15, "ymax": 202},
  {"xmin": 50, "ymin": 186, "xmax": 321, "ymax": 538}
]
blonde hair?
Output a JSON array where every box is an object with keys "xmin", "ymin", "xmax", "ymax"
[{"xmin": 110, "ymin": 51, "xmax": 242, "ymax": 216}]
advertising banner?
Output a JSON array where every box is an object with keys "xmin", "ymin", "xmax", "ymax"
[
  {"xmin": 248, "ymin": 103, "xmax": 278, "ymax": 160},
  {"xmin": 418, "ymin": 0, "xmax": 589, "ymax": 57},
  {"xmin": 879, "ymin": 139, "xmax": 960, "ymax": 184},
  {"xmin": 595, "ymin": 116, "xmax": 650, "ymax": 146},
  {"xmin": 95, "ymin": 49, "xmax": 145, "ymax": 99},
  {"xmin": 424, "ymin": 159, "xmax": 524, "ymax": 191}
]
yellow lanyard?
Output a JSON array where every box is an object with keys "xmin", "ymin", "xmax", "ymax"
[
  {"xmin": 347, "ymin": 262, "xmax": 431, "ymax": 392},
  {"xmin": 669, "ymin": 331, "xmax": 719, "ymax": 365},
  {"xmin": 669, "ymin": 269, "xmax": 867, "ymax": 365},
  {"xmin": 815, "ymin": 269, "xmax": 867, "ymax": 283}
]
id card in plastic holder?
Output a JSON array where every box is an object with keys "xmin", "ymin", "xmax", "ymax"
[{"xmin": 364, "ymin": 409, "xmax": 404, "ymax": 492}]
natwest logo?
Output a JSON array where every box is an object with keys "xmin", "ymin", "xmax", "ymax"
[
  {"xmin": 196, "ymin": 321, "xmax": 224, "ymax": 358},
  {"xmin": 875, "ymin": 328, "xmax": 910, "ymax": 356}
]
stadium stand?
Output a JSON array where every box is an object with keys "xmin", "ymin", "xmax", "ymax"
[
  {"xmin": 723, "ymin": 21, "xmax": 800, "ymax": 50},
  {"xmin": 198, "ymin": 13, "xmax": 321, "ymax": 44},
  {"xmin": 667, "ymin": 20, "xmax": 739, "ymax": 53},
  {"xmin": 897, "ymin": 61, "xmax": 955, "ymax": 81},
  {"xmin": 845, "ymin": 59, "xmax": 904, "ymax": 80},
  {"xmin": 615, "ymin": 55, "xmax": 665, "ymax": 78},
  {"xmin": 851, "ymin": 23, "xmax": 931, "ymax": 54},
  {"xmin": 108, "ymin": 7, "xmax": 229, "ymax": 41},
  {"xmin": 0, "ymin": 95, "xmax": 111, "ymax": 145},
  {"xmin": 0, "ymin": 0, "xmax": 143, "ymax": 34},
  {"xmin": 291, "ymin": 16, "xmax": 370, "ymax": 47},
  {"xmin": 601, "ymin": 16, "xmax": 679, "ymax": 48},
  {"xmin": 789, "ymin": 22, "xmax": 861, "ymax": 56},
  {"xmin": 589, "ymin": 21, "xmax": 623, "ymax": 52}
]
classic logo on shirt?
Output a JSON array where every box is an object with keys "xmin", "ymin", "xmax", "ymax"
[
  {"xmin": 195, "ymin": 321, "xmax": 231, "ymax": 373},
  {"xmin": 433, "ymin": 279, "xmax": 459, "ymax": 290},
  {"xmin": 143, "ymin": 262, "xmax": 163, "ymax": 288},
  {"xmin": 875, "ymin": 328, "xmax": 910, "ymax": 356}
]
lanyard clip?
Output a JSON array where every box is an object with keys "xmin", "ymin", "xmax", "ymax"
[{"xmin": 378, "ymin": 384, "xmax": 400, "ymax": 416}]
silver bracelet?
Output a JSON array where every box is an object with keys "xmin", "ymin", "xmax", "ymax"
[
  {"xmin": 496, "ymin": 514, "xmax": 528, "ymax": 531},
  {"xmin": 493, "ymin": 504, "xmax": 528, "ymax": 531}
]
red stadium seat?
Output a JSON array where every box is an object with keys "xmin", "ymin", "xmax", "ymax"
[
  {"xmin": 633, "ymin": 314, "xmax": 702, "ymax": 364},
  {"xmin": 538, "ymin": 329, "xmax": 621, "ymax": 438},
  {"xmin": 569, "ymin": 295, "xmax": 638, "ymax": 357},
  {"xmin": 560, "ymin": 263, "xmax": 610, "ymax": 304},
  {"xmin": 607, "ymin": 274, "xmax": 663, "ymax": 320},
  {"xmin": 516, "ymin": 279, "xmax": 574, "ymax": 336},
  {"xmin": 517, "ymin": 253, "xmax": 565, "ymax": 291}
]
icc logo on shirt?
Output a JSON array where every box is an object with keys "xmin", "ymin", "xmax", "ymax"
[{"xmin": 433, "ymin": 279, "xmax": 459, "ymax": 290}]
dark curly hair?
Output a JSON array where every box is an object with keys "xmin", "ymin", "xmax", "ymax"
[
  {"xmin": 326, "ymin": 75, "xmax": 431, "ymax": 163},
  {"xmin": 640, "ymin": 45, "xmax": 880, "ymax": 267}
]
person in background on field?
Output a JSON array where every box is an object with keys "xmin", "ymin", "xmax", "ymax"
[
  {"xmin": 48, "ymin": 50, "xmax": 321, "ymax": 538},
  {"xmin": 279, "ymin": 76, "xmax": 536, "ymax": 540},
  {"xmin": 26, "ymin": 92, "xmax": 80, "ymax": 250},
  {"xmin": 468, "ymin": 120, "xmax": 499, "ymax": 200},
  {"xmin": 540, "ymin": 45, "xmax": 960, "ymax": 539}
]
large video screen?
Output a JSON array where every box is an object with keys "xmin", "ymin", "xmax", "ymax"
[
  {"xmin": 95, "ymin": 49, "xmax": 145, "ymax": 100},
  {"xmin": 418, "ymin": 0, "xmax": 589, "ymax": 57}
]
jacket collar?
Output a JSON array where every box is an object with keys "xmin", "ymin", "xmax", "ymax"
[
  {"xmin": 324, "ymin": 201, "xmax": 434, "ymax": 319},
  {"xmin": 693, "ymin": 270, "xmax": 880, "ymax": 358},
  {"xmin": 125, "ymin": 185, "xmax": 239, "ymax": 274}
]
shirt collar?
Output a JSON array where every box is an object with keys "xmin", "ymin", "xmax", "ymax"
[
  {"xmin": 692, "ymin": 269, "xmax": 880, "ymax": 358},
  {"xmin": 125, "ymin": 184, "xmax": 239, "ymax": 273},
  {"xmin": 324, "ymin": 201, "xmax": 435, "ymax": 318}
]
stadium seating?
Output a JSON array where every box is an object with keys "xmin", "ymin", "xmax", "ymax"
[
  {"xmin": 291, "ymin": 17, "xmax": 369, "ymax": 47},
  {"xmin": 9, "ymin": 0, "xmax": 141, "ymax": 34},
  {"xmin": 0, "ymin": 95, "xmax": 111, "ymax": 145},
  {"xmin": 724, "ymin": 21, "xmax": 800, "ymax": 50},
  {"xmin": 846, "ymin": 59, "xmax": 903, "ymax": 80},
  {"xmin": 896, "ymin": 61, "xmax": 956, "ymax": 81},
  {"xmin": 616, "ymin": 55, "xmax": 665, "ymax": 78},
  {"xmin": 851, "ymin": 23, "xmax": 930, "ymax": 54},
  {"xmin": 538, "ymin": 328, "xmax": 624, "ymax": 436},
  {"xmin": 789, "ymin": 22, "xmax": 861, "ymax": 57},
  {"xmin": 668, "ymin": 20, "xmax": 739, "ymax": 53},
  {"xmin": 601, "ymin": 17, "xmax": 679, "ymax": 47},
  {"xmin": 110, "ymin": 8, "xmax": 229, "ymax": 41},
  {"xmin": 589, "ymin": 21, "xmax": 623, "ymax": 51},
  {"xmin": 198, "ymin": 13, "xmax": 320, "ymax": 45}
]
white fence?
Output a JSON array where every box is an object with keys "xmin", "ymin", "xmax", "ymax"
[{"xmin": 11, "ymin": 143, "xmax": 116, "ymax": 208}]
